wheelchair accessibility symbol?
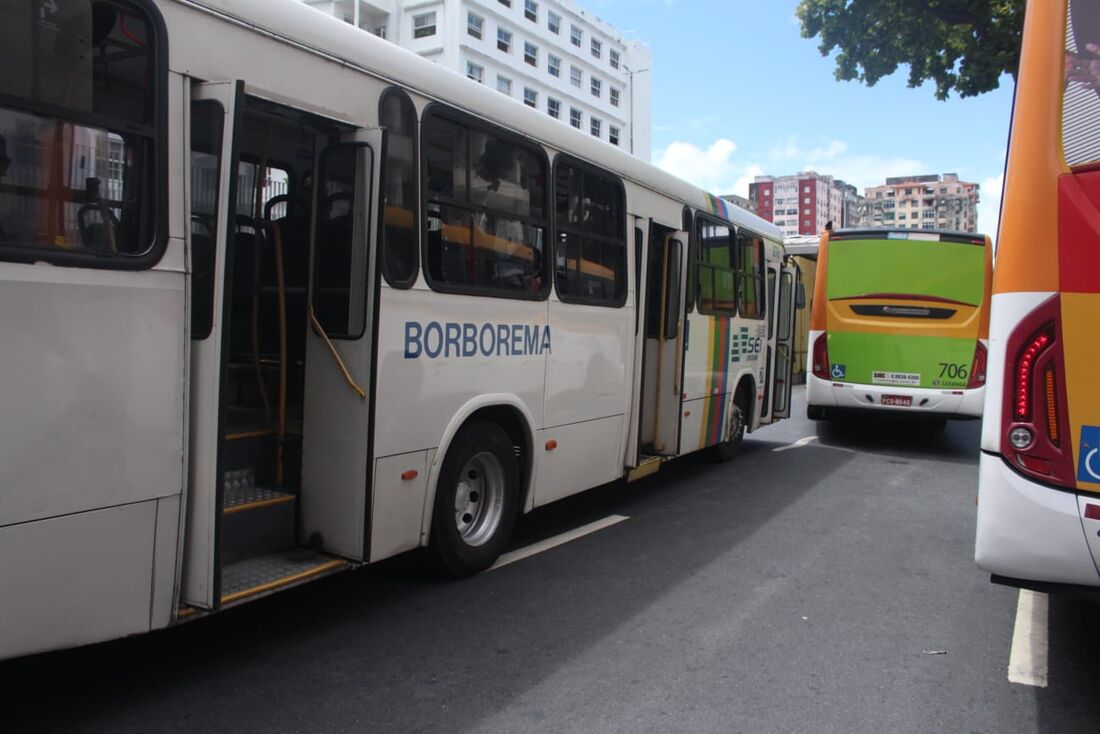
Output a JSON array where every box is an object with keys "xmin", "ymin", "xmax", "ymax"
[
  {"xmin": 1078, "ymin": 425, "xmax": 1100, "ymax": 484},
  {"xmin": 831, "ymin": 363, "xmax": 847, "ymax": 380}
]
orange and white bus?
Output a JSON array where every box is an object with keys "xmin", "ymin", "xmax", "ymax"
[{"xmin": 975, "ymin": 0, "xmax": 1100, "ymax": 589}]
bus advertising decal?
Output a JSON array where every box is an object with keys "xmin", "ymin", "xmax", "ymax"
[
  {"xmin": 404, "ymin": 321, "xmax": 551, "ymax": 359},
  {"xmin": 871, "ymin": 371, "xmax": 921, "ymax": 386}
]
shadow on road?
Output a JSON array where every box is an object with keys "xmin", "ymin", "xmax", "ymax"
[
  {"xmin": 813, "ymin": 414, "xmax": 981, "ymax": 465},
  {"xmin": 2, "ymin": 433, "xmax": 857, "ymax": 733},
  {"xmin": 1035, "ymin": 590, "xmax": 1100, "ymax": 732}
]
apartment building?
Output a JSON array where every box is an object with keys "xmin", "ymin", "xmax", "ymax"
[
  {"xmin": 300, "ymin": 0, "xmax": 652, "ymax": 160},
  {"xmin": 748, "ymin": 172, "xmax": 861, "ymax": 238},
  {"xmin": 858, "ymin": 174, "xmax": 980, "ymax": 232}
]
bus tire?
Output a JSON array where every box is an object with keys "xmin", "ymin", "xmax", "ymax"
[
  {"xmin": 429, "ymin": 421, "xmax": 519, "ymax": 577},
  {"xmin": 807, "ymin": 405, "xmax": 826, "ymax": 421},
  {"xmin": 711, "ymin": 389, "xmax": 750, "ymax": 462}
]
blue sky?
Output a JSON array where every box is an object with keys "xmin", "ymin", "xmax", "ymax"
[{"xmin": 586, "ymin": 0, "xmax": 1015, "ymax": 237}]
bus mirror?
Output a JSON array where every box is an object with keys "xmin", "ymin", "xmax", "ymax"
[{"xmin": 795, "ymin": 282, "xmax": 807, "ymax": 309}]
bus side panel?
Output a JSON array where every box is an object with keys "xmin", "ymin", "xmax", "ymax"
[
  {"xmin": 532, "ymin": 416, "xmax": 625, "ymax": 507},
  {"xmin": 0, "ymin": 501, "xmax": 157, "ymax": 660}
]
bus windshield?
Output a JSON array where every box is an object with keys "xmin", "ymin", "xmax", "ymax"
[{"xmin": 826, "ymin": 234, "xmax": 987, "ymax": 306}]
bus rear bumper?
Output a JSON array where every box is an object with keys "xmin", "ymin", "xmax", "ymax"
[
  {"xmin": 805, "ymin": 374, "xmax": 984, "ymax": 418},
  {"xmin": 975, "ymin": 452, "xmax": 1100, "ymax": 588}
]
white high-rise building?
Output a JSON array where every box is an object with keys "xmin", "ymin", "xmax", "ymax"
[{"xmin": 300, "ymin": 0, "xmax": 652, "ymax": 160}]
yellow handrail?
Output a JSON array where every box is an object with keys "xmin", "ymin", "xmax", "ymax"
[{"xmin": 308, "ymin": 305, "xmax": 367, "ymax": 400}]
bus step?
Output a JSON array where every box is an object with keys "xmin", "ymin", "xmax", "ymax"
[
  {"xmin": 220, "ymin": 550, "xmax": 349, "ymax": 607},
  {"xmin": 222, "ymin": 486, "xmax": 297, "ymax": 563},
  {"xmin": 627, "ymin": 455, "xmax": 663, "ymax": 483}
]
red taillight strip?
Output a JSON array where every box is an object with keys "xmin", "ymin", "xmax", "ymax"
[
  {"xmin": 967, "ymin": 341, "xmax": 988, "ymax": 390},
  {"xmin": 1014, "ymin": 327, "xmax": 1053, "ymax": 420},
  {"xmin": 1000, "ymin": 295, "xmax": 1075, "ymax": 488},
  {"xmin": 812, "ymin": 333, "xmax": 830, "ymax": 380}
]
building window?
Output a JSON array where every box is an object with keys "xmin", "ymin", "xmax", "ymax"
[
  {"xmin": 372, "ymin": 25, "xmax": 387, "ymax": 39},
  {"xmin": 497, "ymin": 29, "xmax": 512, "ymax": 53},
  {"xmin": 547, "ymin": 97, "xmax": 561, "ymax": 119},
  {"xmin": 570, "ymin": 107, "xmax": 582, "ymax": 129},
  {"xmin": 803, "ymin": 185, "xmax": 810, "ymax": 193},
  {"xmin": 467, "ymin": 62, "xmax": 484, "ymax": 83},
  {"xmin": 412, "ymin": 12, "xmax": 436, "ymax": 39},
  {"xmin": 524, "ymin": 87, "xmax": 538, "ymax": 107},
  {"xmin": 570, "ymin": 66, "xmax": 582, "ymax": 87},
  {"xmin": 609, "ymin": 126, "xmax": 620, "ymax": 146},
  {"xmin": 591, "ymin": 77, "xmax": 602, "ymax": 98},
  {"xmin": 609, "ymin": 87, "xmax": 620, "ymax": 107},
  {"xmin": 548, "ymin": 54, "xmax": 561, "ymax": 77},
  {"xmin": 497, "ymin": 75, "xmax": 512, "ymax": 95},
  {"xmin": 590, "ymin": 117, "xmax": 601, "ymax": 137},
  {"xmin": 524, "ymin": 41, "xmax": 538, "ymax": 66},
  {"xmin": 610, "ymin": 48, "xmax": 620, "ymax": 69},
  {"xmin": 422, "ymin": 109, "xmax": 549, "ymax": 298},
  {"xmin": 591, "ymin": 38, "xmax": 602, "ymax": 59},
  {"xmin": 548, "ymin": 11, "xmax": 561, "ymax": 33},
  {"xmin": 499, "ymin": 0, "xmax": 511, "ymax": 7},
  {"xmin": 571, "ymin": 25, "xmax": 582, "ymax": 47},
  {"xmin": 554, "ymin": 159, "xmax": 627, "ymax": 306},
  {"xmin": 803, "ymin": 197, "xmax": 809, "ymax": 204},
  {"xmin": 524, "ymin": 0, "xmax": 538, "ymax": 21},
  {"xmin": 467, "ymin": 12, "xmax": 483, "ymax": 39}
]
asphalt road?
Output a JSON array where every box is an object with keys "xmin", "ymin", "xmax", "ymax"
[{"xmin": 4, "ymin": 387, "xmax": 1099, "ymax": 733}]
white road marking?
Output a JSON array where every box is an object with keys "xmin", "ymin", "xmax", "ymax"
[
  {"xmin": 488, "ymin": 514, "xmax": 629, "ymax": 571},
  {"xmin": 773, "ymin": 436, "xmax": 818, "ymax": 452},
  {"xmin": 1008, "ymin": 589, "xmax": 1049, "ymax": 687}
]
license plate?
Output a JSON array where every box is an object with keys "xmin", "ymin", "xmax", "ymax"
[{"xmin": 881, "ymin": 395, "xmax": 912, "ymax": 407}]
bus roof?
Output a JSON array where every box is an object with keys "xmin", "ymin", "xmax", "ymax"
[
  {"xmin": 828, "ymin": 228, "xmax": 988, "ymax": 246},
  {"xmin": 174, "ymin": 0, "xmax": 781, "ymax": 241}
]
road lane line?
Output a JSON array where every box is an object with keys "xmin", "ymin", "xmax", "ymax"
[
  {"xmin": 773, "ymin": 436, "xmax": 818, "ymax": 452},
  {"xmin": 1008, "ymin": 589, "xmax": 1049, "ymax": 687},
  {"xmin": 488, "ymin": 514, "xmax": 629, "ymax": 571}
]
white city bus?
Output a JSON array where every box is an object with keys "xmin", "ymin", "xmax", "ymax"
[{"xmin": 0, "ymin": 0, "xmax": 798, "ymax": 659}]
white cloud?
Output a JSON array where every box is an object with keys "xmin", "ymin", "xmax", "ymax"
[
  {"xmin": 653, "ymin": 138, "xmax": 745, "ymax": 194},
  {"xmin": 977, "ymin": 172, "xmax": 1004, "ymax": 243}
]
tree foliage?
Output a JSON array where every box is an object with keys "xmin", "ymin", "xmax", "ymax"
[{"xmin": 796, "ymin": 0, "xmax": 1025, "ymax": 99}]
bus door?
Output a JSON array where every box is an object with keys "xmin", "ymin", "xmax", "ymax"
[
  {"xmin": 183, "ymin": 81, "xmax": 243, "ymax": 609},
  {"xmin": 640, "ymin": 222, "xmax": 688, "ymax": 456},
  {"xmin": 760, "ymin": 266, "xmax": 778, "ymax": 423},
  {"xmin": 300, "ymin": 128, "xmax": 384, "ymax": 561},
  {"xmin": 772, "ymin": 263, "xmax": 800, "ymax": 420}
]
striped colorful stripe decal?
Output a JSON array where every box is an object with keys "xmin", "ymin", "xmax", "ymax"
[
  {"xmin": 704, "ymin": 193, "xmax": 731, "ymax": 221},
  {"xmin": 700, "ymin": 316, "xmax": 732, "ymax": 446}
]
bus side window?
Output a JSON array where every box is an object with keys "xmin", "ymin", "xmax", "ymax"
[
  {"xmin": 422, "ymin": 106, "xmax": 548, "ymax": 299},
  {"xmin": 736, "ymin": 229, "xmax": 765, "ymax": 319},
  {"xmin": 313, "ymin": 143, "xmax": 369, "ymax": 338},
  {"xmin": 379, "ymin": 88, "xmax": 419, "ymax": 287},
  {"xmin": 553, "ymin": 157, "xmax": 627, "ymax": 306}
]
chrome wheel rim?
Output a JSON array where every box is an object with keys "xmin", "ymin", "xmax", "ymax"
[{"xmin": 453, "ymin": 451, "xmax": 506, "ymax": 547}]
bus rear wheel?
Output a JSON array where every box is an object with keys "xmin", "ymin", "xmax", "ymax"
[
  {"xmin": 711, "ymin": 389, "xmax": 750, "ymax": 462},
  {"xmin": 429, "ymin": 421, "xmax": 519, "ymax": 577}
]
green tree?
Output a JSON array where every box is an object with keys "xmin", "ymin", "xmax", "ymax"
[{"xmin": 796, "ymin": 0, "xmax": 1025, "ymax": 99}]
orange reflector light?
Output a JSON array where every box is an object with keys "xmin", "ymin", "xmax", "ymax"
[
  {"xmin": 1044, "ymin": 367, "xmax": 1059, "ymax": 444},
  {"xmin": 684, "ymin": 410, "xmax": 691, "ymax": 417},
  {"xmin": 1085, "ymin": 504, "xmax": 1100, "ymax": 521},
  {"xmin": 545, "ymin": 440, "xmax": 557, "ymax": 450},
  {"xmin": 401, "ymin": 470, "xmax": 418, "ymax": 481}
]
